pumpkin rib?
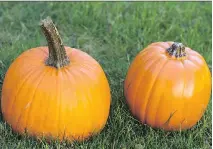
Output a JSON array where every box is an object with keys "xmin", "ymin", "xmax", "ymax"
[
  {"xmin": 154, "ymin": 61, "xmax": 186, "ymax": 130},
  {"xmin": 67, "ymin": 64, "xmax": 109, "ymax": 137},
  {"xmin": 80, "ymin": 70, "xmax": 95, "ymax": 137},
  {"xmin": 183, "ymin": 59, "xmax": 207, "ymax": 129},
  {"xmin": 61, "ymin": 69, "xmax": 71, "ymax": 140},
  {"xmin": 26, "ymin": 69, "xmax": 51, "ymax": 133},
  {"xmin": 60, "ymin": 70, "xmax": 68, "ymax": 139},
  {"xmin": 71, "ymin": 68, "xmax": 90, "ymax": 136},
  {"xmin": 70, "ymin": 59, "xmax": 95, "ymax": 67},
  {"xmin": 180, "ymin": 63, "xmax": 195, "ymax": 128},
  {"xmin": 125, "ymin": 56, "xmax": 146, "ymax": 92},
  {"xmin": 147, "ymin": 59, "xmax": 175, "ymax": 127},
  {"xmin": 187, "ymin": 54, "xmax": 205, "ymax": 69},
  {"xmin": 134, "ymin": 56, "xmax": 168, "ymax": 123},
  {"xmin": 60, "ymin": 69, "xmax": 71, "ymax": 140},
  {"xmin": 188, "ymin": 71, "xmax": 202, "ymax": 128},
  {"xmin": 125, "ymin": 51, "xmax": 167, "ymax": 99},
  {"xmin": 76, "ymin": 69, "xmax": 92, "ymax": 136},
  {"xmin": 1, "ymin": 55, "xmax": 30, "ymax": 113},
  {"xmin": 40, "ymin": 68, "xmax": 55, "ymax": 137},
  {"xmin": 179, "ymin": 60, "xmax": 186, "ymax": 130},
  {"xmin": 53, "ymin": 69, "xmax": 63, "ymax": 139},
  {"xmin": 24, "ymin": 68, "xmax": 50, "ymax": 134},
  {"xmin": 15, "ymin": 67, "xmax": 49, "ymax": 132},
  {"xmin": 56, "ymin": 70, "xmax": 63, "ymax": 138},
  {"xmin": 57, "ymin": 68, "xmax": 71, "ymax": 140},
  {"xmin": 125, "ymin": 51, "xmax": 163, "ymax": 92},
  {"xmin": 187, "ymin": 48, "xmax": 204, "ymax": 60},
  {"xmin": 88, "ymin": 72, "xmax": 109, "ymax": 134},
  {"xmin": 153, "ymin": 92, "xmax": 166, "ymax": 127},
  {"xmin": 152, "ymin": 61, "xmax": 183, "ymax": 129},
  {"xmin": 126, "ymin": 55, "xmax": 159, "ymax": 113},
  {"xmin": 63, "ymin": 68, "xmax": 81, "ymax": 138},
  {"xmin": 186, "ymin": 59, "xmax": 200, "ymax": 70},
  {"xmin": 153, "ymin": 92, "xmax": 165, "ymax": 127},
  {"xmin": 78, "ymin": 67, "xmax": 101, "ymax": 135},
  {"xmin": 76, "ymin": 63, "xmax": 100, "ymax": 78},
  {"xmin": 185, "ymin": 59, "xmax": 209, "ymax": 127},
  {"xmin": 143, "ymin": 58, "xmax": 168, "ymax": 124},
  {"xmin": 70, "ymin": 58, "xmax": 99, "ymax": 73},
  {"xmin": 15, "ymin": 67, "xmax": 48, "ymax": 132},
  {"xmin": 8, "ymin": 66, "xmax": 44, "ymax": 125},
  {"xmin": 77, "ymin": 67, "xmax": 102, "ymax": 138},
  {"xmin": 36, "ymin": 68, "xmax": 56, "ymax": 135},
  {"xmin": 132, "ymin": 56, "xmax": 164, "ymax": 118}
]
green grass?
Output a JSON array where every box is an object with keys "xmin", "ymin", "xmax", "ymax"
[{"xmin": 0, "ymin": 2, "xmax": 212, "ymax": 149}]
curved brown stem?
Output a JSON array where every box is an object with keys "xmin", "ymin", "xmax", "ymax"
[{"xmin": 40, "ymin": 17, "xmax": 70, "ymax": 68}]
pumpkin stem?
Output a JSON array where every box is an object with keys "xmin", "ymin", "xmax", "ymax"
[
  {"xmin": 40, "ymin": 17, "xmax": 70, "ymax": 69},
  {"xmin": 167, "ymin": 42, "xmax": 186, "ymax": 59}
]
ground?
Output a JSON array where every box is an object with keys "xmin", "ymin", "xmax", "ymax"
[{"xmin": 0, "ymin": 2, "xmax": 212, "ymax": 149}]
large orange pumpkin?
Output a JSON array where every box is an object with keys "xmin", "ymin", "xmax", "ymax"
[
  {"xmin": 124, "ymin": 42, "xmax": 211, "ymax": 131},
  {"xmin": 1, "ymin": 17, "xmax": 111, "ymax": 141}
]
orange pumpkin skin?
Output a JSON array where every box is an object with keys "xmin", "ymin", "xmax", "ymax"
[
  {"xmin": 1, "ymin": 46, "xmax": 110, "ymax": 141},
  {"xmin": 124, "ymin": 42, "xmax": 211, "ymax": 131}
]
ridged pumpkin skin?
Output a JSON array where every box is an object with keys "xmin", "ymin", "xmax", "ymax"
[
  {"xmin": 124, "ymin": 41, "xmax": 211, "ymax": 131},
  {"xmin": 1, "ymin": 46, "xmax": 111, "ymax": 141}
]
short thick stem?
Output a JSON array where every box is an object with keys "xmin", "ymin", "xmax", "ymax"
[
  {"xmin": 40, "ymin": 17, "xmax": 70, "ymax": 68},
  {"xmin": 167, "ymin": 42, "xmax": 186, "ymax": 58}
]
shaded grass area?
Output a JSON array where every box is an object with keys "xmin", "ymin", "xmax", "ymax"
[{"xmin": 0, "ymin": 2, "xmax": 212, "ymax": 149}]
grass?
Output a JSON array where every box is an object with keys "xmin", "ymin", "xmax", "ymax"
[{"xmin": 0, "ymin": 2, "xmax": 212, "ymax": 149}]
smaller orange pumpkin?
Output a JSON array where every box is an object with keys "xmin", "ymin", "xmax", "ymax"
[
  {"xmin": 124, "ymin": 42, "xmax": 211, "ymax": 131},
  {"xmin": 1, "ymin": 17, "xmax": 111, "ymax": 141}
]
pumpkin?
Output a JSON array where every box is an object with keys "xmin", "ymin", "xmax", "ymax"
[
  {"xmin": 1, "ymin": 17, "xmax": 111, "ymax": 141},
  {"xmin": 124, "ymin": 42, "xmax": 211, "ymax": 131}
]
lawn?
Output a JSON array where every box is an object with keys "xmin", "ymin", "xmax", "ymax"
[{"xmin": 0, "ymin": 2, "xmax": 212, "ymax": 149}]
